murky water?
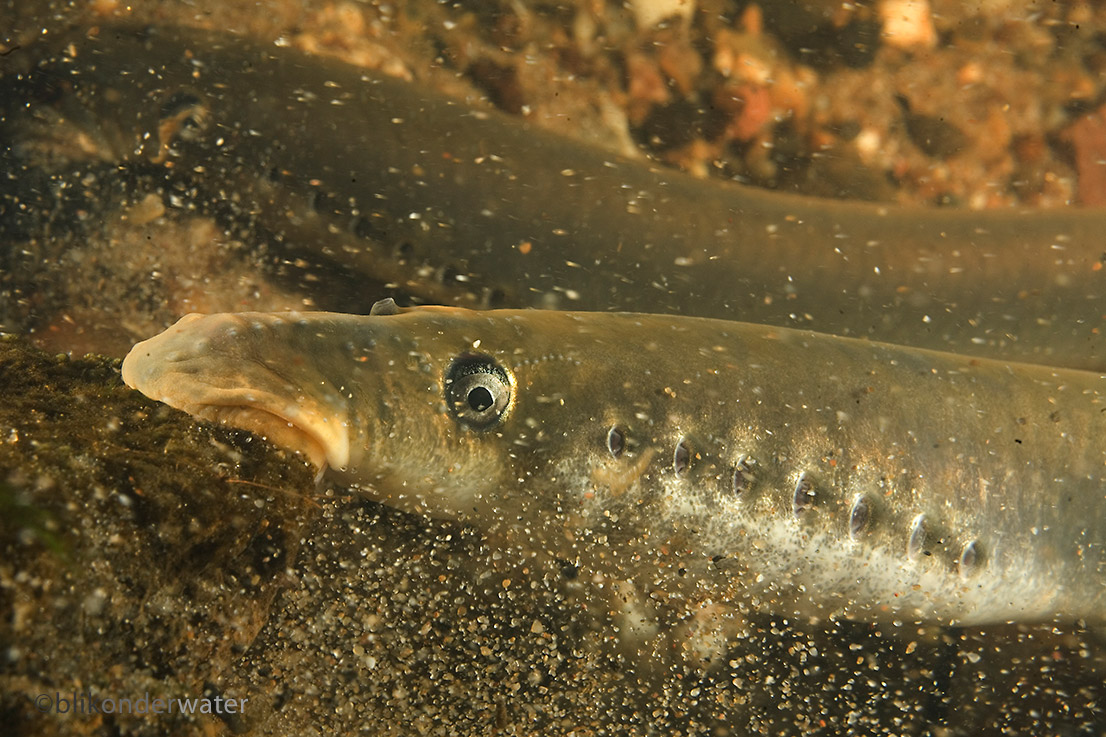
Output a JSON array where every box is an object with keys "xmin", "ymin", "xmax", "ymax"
[{"xmin": 1, "ymin": 3, "xmax": 1104, "ymax": 735}]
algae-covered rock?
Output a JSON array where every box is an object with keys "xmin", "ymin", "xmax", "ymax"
[{"xmin": 0, "ymin": 336, "xmax": 317, "ymax": 735}]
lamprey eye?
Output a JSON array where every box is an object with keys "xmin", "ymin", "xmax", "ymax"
[
  {"xmin": 158, "ymin": 91, "xmax": 209, "ymax": 142},
  {"xmin": 444, "ymin": 355, "xmax": 512, "ymax": 431}
]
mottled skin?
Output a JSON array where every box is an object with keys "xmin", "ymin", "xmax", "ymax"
[
  {"xmin": 7, "ymin": 25, "xmax": 1106, "ymax": 368},
  {"xmin": 123, "ymin": 307, "xmax": 1106, "ymax": 626}
]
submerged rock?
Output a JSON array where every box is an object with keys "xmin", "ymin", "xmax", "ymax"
[{"xmin": 0, "ymin": 336, "xmax": 317, "ymax": 736}]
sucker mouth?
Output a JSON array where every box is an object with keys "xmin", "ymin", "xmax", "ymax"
[
  {"xmin": 122, "ymin": 327, "xmax": 352, "ymax": 471},
  {"xmin": 189, "ymin": 397, "xmax": 351, "ymax": 471}
]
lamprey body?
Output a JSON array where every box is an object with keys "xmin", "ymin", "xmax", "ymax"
[
  {"xmin": 7, "ymin": 25, "xmax": 1106, "ymax": 368},
  {"xmin": 122, "ymin": 306, "xmax": 1106, "ymax": 626}
]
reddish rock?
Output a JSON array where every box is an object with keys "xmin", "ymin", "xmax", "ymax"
[{"xmin": 1063, "ymin": 103, "xmax": 1106, "ymax": 206}]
